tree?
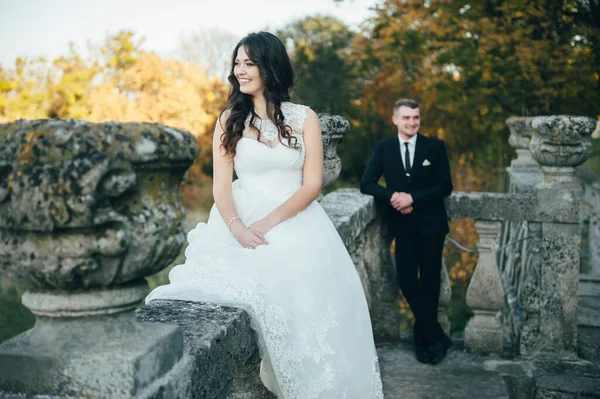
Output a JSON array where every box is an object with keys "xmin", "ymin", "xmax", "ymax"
[
  {"xmin": 0, "ymin": 30, "xmax": 230, "ymax": 210},
  {"xmin": 352, "ymin": 0, "xmax": 600, "ymax": 172},
  {"xmin": 0, "ymin": 57, "xmax": 52, "ymax": 122},
  {"xmin": 177, "ymin": 28, "xmax": 239, "ymax": 81},
  {"xmin": 277, "ymin": 16, "xmax": 375, "ymax": 183},
  {"xmin": 48, "ymin": 43, "xmax": 97, "ymax": 119},
  {"xmin": 277, "ymin": 16, "xmax": 357, "ymax": 115}
]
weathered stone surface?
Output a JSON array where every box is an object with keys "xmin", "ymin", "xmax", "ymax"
[
  {"xmin": 0, "ymin": 119, "xmax": 199, "ymax": 291},
  {"xmin": 529, "ymin": 115, "xmax": 595, "ymax": 168},
  {"xmin": 467, "ymin": 221, "xmax": 504, "ymax": 311},
  {"xmin": 136, "ymin": 300, "xmax": 263, "ymax": 399},
  {"xmin": 540, "ymin": 233, "xmax": 580, "ymax": 352},
  {"xmin": 579, "ymin": 275, "xmax": 600, "ymax": 328},
  {"xmin": 577, "ymin": 325, "xmax": 600, "ymax": 363},
  {"xmin": 505, "ymin": 167, "xmax": 544, "ymax": 193},
  {"xmin": 465, "ymin": 221, "xmax": 504, "ymax": 354},
  {"xmin": 446, "ymin": 192, "xmax": 537, "ymax": 221},
  {"xmin": 0, "ymin": 119, "xmax": 198, "ymax": 230},
  {"xmin": 378, "ymin": 342, "xmax": 534, "ymax": 399},
  {"xmin": 521, "ymin": 232, "xmax": 581, "ymax": 357},
  {"xmin": 579, "ymin": 170, "xmax": 600, "ymax": 276},
  {"xmin": 0, "ymin": 311, "xmax": 183, "ymax": 398},
  {"xmin": 0, "ymin": 119, "xmax": 198, "ymax": 398},
  {"xmin": 446, "ymin": 192, "xmax": 580, "ymax": 223},
  {"xmin": 226, "ymin": 352, "xmax": 276, "ymax": 399},
  {"xmin": 533, "ymin": 359, "xmax": 600, "ymax": 398},
  {"xmin": 380, "ymin": 342, "xmax": 600, "ymax": 398},
  {"xmin": 22, "ymin": 279, "xmax": 148, "ymax": 318},
  {"xmin": 438, "ymin": 260, "xmax": 452, "ymax": 336},
  {"xmin": 317, "ymin": 113, "xmax": 349, "ymax": 190},
  {"xmin": 320, "ymin": 188, "xmax": 377, "ymax": 248}
]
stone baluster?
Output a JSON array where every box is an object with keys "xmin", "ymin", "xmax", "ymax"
[
  {"xmin": 0, "ymin": 119, "xmax": 198, "ymax": 397},
  {"xmin": 465, "ymin": 220, "xmax": 504, "ymax": 353},
  {"xmin": 501, "ymin": 117, "xmax": 543, "ymax": 348},
  {"xmin": 519, "ymin": 115, "xmax": 596, "ymax": 357},
  {"xmin": 438, "ymin": 258, "xmax": 452, "ymax": 336}
]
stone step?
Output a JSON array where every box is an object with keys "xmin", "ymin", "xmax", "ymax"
[
  {"xmin": 579, "ymin": 295, "xmax": 600, "ymax": 328},
  {"xmin": 377, "ymin": 343, "xmax": 533, "ymax": 399},
  {"xmin": 577, "ymin": 274, "xmax": 600, "ymax": 363},
  {"xmin": 378, "ymin": 342, "xmax": 600, "ymax": 398},
  {"xmin": 578, "ymin": 325, "xmax": 600, "ymax": 363},
  {"xmin": 580, "ymin": 275, "xmax": 600, "ymax": 297}
]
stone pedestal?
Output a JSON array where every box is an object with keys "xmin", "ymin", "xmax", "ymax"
[
  {"xmin": 0, "ymin": 304, "xmax": 182, "ymax": 397},
  {"xmin": 465, "ymin": 220, "xmax": 504, "ymax": 354},
  {"xmin": 505, "ymin": 116, "xmax": 544, "ymax": 194},
  {"xmin": 506, "ymin": 117, "xmax": 539, "ymax": 169},
  {"xmin": 519, "ymin": 115, "xmax": 596, "ymax": 357},
  {"xmin": 0, "ymin": 119, "xmax": 198, "ymax": 397}
]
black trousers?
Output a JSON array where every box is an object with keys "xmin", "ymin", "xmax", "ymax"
[{"xmin": 394, "ymin": 232, "xmax": 447, "ymax": 345}]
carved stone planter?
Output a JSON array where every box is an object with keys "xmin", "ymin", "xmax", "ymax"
[
  {"xmin": 529, "ymin": 115, "xmax": 595, "ymax": 168},
  {"xmin": 0, "ymin": 119, "xmax": 198, "ymax": 397}
]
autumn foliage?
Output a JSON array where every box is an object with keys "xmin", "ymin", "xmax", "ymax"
[
  {"xmin": 0, "ymin": 31, "xmax": 228, "ymax": 211},
  {"xmin": 1, "ymin": 1, "xmax": 598, "ymax": 336}
]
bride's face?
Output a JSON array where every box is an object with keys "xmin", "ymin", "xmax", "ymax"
[{"xmin": 234, "ymin": 46, "xmax": 264, "ymax": 97}]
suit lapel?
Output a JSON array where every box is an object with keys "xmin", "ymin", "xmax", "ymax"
[{"xmin": 411, "ymin": 133, "xmax": 428, "ymax": 178}]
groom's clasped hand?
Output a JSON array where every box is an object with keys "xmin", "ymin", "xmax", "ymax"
[{"xmin": 390, "ymin": 192, "xmax": 414, "ymax": 214}]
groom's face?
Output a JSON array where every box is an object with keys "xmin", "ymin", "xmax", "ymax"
[{"xmin": 393, "ymin": 106, "xmax": 420, "ymax": 140}]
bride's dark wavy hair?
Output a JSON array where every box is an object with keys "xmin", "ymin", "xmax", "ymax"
[{"xmin": 219, "ymin": 31, "xmax": 298, "ymax": 156}]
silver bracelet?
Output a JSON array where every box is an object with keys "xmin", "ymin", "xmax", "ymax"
[{"xmin": 227, "ymin": 216, "xmax": 241, "ymax": 230}]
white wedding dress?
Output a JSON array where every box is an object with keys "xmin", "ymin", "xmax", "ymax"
[{"xmin": 146, "ymin": 102, "xmax": 384, "ymax": 399}]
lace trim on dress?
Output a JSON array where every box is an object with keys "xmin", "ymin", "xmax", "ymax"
[
  {"xmin": 173, "ymin": 248, "xmax": 384, "ymax": 398},
  {"xmin": 175, "ymin": 250, "xmax": 342, "ymax": 398},
  {"xmin": 281, "ymin": 102, "xmax": 309, "ymax": 135},
  {"xmin": 245, "ymin": 102, "xmax": 310, "ymax": 140}
]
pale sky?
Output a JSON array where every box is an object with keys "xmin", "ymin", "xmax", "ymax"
[{"xmin": 0, "ymin": 0, "xmax": 379, "ymax": 68}]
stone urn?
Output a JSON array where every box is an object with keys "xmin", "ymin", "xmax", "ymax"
[
  {"xmin": 0, "ymin": 119, "xmax": 198, "ymax": 397},
  {"xmin": 529, "ymin": 115, "xmax": 595, "ymax": 184},
  {"xmin": 318, "ymin": 113, "xmax": 349, "ymax": 191},
  {"xmin": 506, "ymin": 116, "xmax": 538, "ymax": 168},
  {"xmin": 528, "ymin": 115, "xmax": 595, "ymax": 222}
]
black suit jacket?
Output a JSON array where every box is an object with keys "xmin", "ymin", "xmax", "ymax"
[{"xmin": 360, "ymin": 133, "xmax": 453, "ymax": 237}]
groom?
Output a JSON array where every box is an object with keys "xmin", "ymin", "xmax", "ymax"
[{"xmin": 360, "ymin": 98, "xmax": 453, "ymax": 364}]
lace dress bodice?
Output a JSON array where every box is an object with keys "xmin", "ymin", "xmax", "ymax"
[{"xmin": 234, "ymin": 102, "xmax": 309, "ymax": 200}]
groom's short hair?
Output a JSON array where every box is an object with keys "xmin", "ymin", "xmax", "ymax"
[{"xmin": 394, "ymin": 98, "xmax": 419, "ymax": 111}]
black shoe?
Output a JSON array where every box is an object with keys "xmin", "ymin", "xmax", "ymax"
[
  {"xmin": 429, "ymin": 338, "xmax": 452, "ymax": 365},
  {"xmin": 415, "ymin": 343, "xmax": 431, "ymax": 364}
]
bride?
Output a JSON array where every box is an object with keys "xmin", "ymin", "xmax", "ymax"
[{"xmin": 146, "ymin": 31, "xmax": 384, "ymax": 398}]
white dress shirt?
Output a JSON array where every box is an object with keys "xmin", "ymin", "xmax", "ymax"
[{"xmin": 399, "ymin": 134, "xmax": 417, "ymax": 175}]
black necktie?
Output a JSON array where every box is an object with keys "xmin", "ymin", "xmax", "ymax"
[{"xmin": 404, "ymin": 142, "xmax": 411, "ymax": 176}]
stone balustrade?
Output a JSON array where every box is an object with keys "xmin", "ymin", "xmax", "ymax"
[
  {"xmin": 0, "ymin": 114, "xmax": 349, "ymax": 398},
  {"xmin": 0, "ymin": 113, "xmax": 596, "ymax": 397}
]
